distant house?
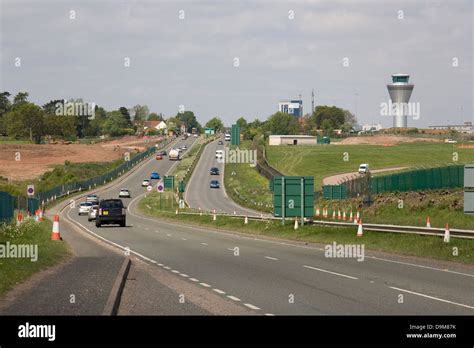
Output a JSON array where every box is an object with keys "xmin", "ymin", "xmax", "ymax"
[
  {"xmin": 143, "ymin": 120, "xmax": 167, "ymax": 133},
  {"xmin": 362, "ymin": 123, "xmax": 383, "ymax": 132}
]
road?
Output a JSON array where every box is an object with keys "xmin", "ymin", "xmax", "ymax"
[
  {"xmin": 62, "ymin": 137, "xmax": 474, "ymax": 315},
  {"xmin": 323, "ymin": 167, "xmax": 408, "ymax": 185},
  {"xmin": 185, "ymin": 138, "xmax": 261, "ymax": 216}
]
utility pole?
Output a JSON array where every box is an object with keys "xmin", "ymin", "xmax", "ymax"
[
  {"xmin": 311, "ymin": 89, "xmax": 315, "ymax": 114},
  {"xmin": 298, "ymin": 93, "xmax": 303, "ymax": 118}
]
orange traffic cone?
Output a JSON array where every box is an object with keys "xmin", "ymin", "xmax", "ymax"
[
  {"xmin": 16, "ymin": 212, "xmax": 23, "ymax": 226},
  {"xmin": 52, "ymin": 215, "xmax": 61, "ymax": 241},
  {"xmin": 244, "ymin": 215, "xmax": 248, "ymax": 224},
  {"xmin": 294, "ymin": 217, "xmax": 299, "ymax": 230},
  {"xmin": 34, "ymin": 210, "xmax": 40, "ymax": 222},
  {"xmin": 316, "ymin": 207, "xmax": 320, "ymax": 217},
  {"xmin": 343, "ymin": 211, "xmax": 347, "ymax": 221},
  {"xmin": 332, "ymin": 210, "xmax": 336, "ymax": 219},
  {"xmin": 444, "ymin": 223, "xmax": 450, "ymax": 243},
  {"xmin": 354, "ymin": 210, "xmax": 360, "ymax": 224},
  {"xmin": 357, "ymin": 219, "xmax": 363, "ymax": 237},
  {"xmin": 349, "ymin": 210, "xmax": 353, "ymax": 222},
  {"xmin": 39, "ymin": 209, "xmax": 44, "ymax": 221},
  {"xmin": 337, "ymin": 209, "xmax": 341, "ymax": 220},
  {"xmin": 426, "ymin": 216, "xmax": 431, "ymax": 228}
]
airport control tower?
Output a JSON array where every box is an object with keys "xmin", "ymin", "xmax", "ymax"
[{"xmin": 387, "ymin": 73, "xmax": 414, "ymax": 128}]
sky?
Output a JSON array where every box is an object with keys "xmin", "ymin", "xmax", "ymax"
[{"xmin": 0, "ymin": 0, "xmax": 472, "ymax": 128}]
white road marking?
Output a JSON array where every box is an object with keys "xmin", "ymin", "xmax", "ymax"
[
  {"xmin": 171, "ymin": 270, "xmax": 180, "ymax": 274},
  {"xmin": 166, "ymin": 233, "xmax": 172, "ymax": 237},
  {"xmin": 180, "ymin": 274, "xmax": 189, "ymax": 278},
  {"xmin": 265, "ymin": 256, "xmax": 278, "ymax": 261},
  {"xmin": 227, "ymin": 295, "xmax": 241, "ymax": 302},
  {"xmin": 213, "ymin": 288, "xmax": 226, "ymax": 295},
  {"xmin": 181, "ymin": 237, "xmax": 187, "ymax": 240},
  {"xmin": 189, "ymin": 278, "xmax": 199, "ymax": 282},
  {"xmin": 164, "ymin": 266, "xmax": 171, "ymax": 270},
  {"xmin": 389, "ymin": 286, "xmax": 474, "ymax": 310},
  {"xmin": 303, "ymin": 265, "xmax": 358, "ymax": 280},
  {"xmin": 200, "ymin": 283, "xmax": 211, "ymax": 288},
  {"xmin": 157, "ymin": 263, "xmax": 163, "ymax": 267},
  {"xmin": 201, "ymin": 242, "xmax": 208, "ymax": 245},
  {"xmin": 244, "ymin": 303, "xmax": 261, "ymax": 310},
  {"xmin": 264, "ymin": 313, "xmax": 276, "ymax": 316}
]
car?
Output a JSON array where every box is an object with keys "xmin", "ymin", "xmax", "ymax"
[
  {"xmin": 150, "ymin": 172, "xmax": 160, "ymax": 180},
  {"xmin": 119, "ymin": 188, "xmax": 131, "ymax": 198},
  {"xmin": 210, "ymin": 180, "xmax": 220, "ymax": 188},
  {"xmin": 159, "ymin": 150, "xmax": 167, "ymax": 156},
  {"xmin": 78, "ymin": 202, "xmax": 93, "ymax": 215},
  {"xmin": 85, "ymin": 194, "xmax": 99, "ymax": 204},
  {"xmin": 215, "ymin": 150, "xmax": 224, "ymax": 160},
  {"xmin": 96, "ymin": 199, "xmax": 126, "ymax": 227},
  {"xmin": 445, "ymin": 139, "xmax": 458, "ymax": 144},
  {"xmin": 218, "ymin": 140, "xmax": 224, "ymax": 145},
  {"xmin": 193, "ymin": 134, "xmax": 198, "ymax": 138},
  {"xmin": 142, "ymin": 179, "xmax": 151, "ymax": 187},
  {"xmin": 210, "ymin": 167, "xmax": 220, "ymax": 175},
  {"xmin": 182, "ymin": 145, "xmax": 187, "ymax": 150},
  {"xmin": 156, "ymin": 154, "xmax": 163, "ymax": 160},
  {"xmin": 88, "ymin": 205, "xmax": 99, "ymax": 221},
  {"xmin": 358, "ymin": 163, "xmax": 369, "ymax": 174}
]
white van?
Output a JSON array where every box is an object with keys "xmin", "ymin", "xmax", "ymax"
[
  {"xmin": 358, "ymin": 163, "xmax": 369, "ymax": 174},
  {"xmin": 215, "ymin": 149, "xmax": 224, "ymax": 160},
  {"xmin": 225, "ymin": 133, "xmax": 231, "ymax": 141}
]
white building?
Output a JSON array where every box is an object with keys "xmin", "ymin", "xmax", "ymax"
[
  {"xmin": 269, "ymin": 135, "xmax": 316, "ymax": 146},
  {"xmin": 428, "ymin": 122, "xmax": 474, "ymax": 134},
  {"xmin": 362, "ymin": 123, "xmax": 383, "ymax": 132}
]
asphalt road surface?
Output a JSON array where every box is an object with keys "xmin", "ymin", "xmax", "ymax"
[
  {"xmin": 185, "ymin": 138, "xmax": 261, "ymax": 216},
  {"xmin": 65, "ymin": 137, "xmax": 474, "ymax": 315}
]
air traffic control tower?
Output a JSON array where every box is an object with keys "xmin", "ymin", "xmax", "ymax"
[{"xmin": 387, "ymin": 73, "xmax": 414, "ymax": 128}]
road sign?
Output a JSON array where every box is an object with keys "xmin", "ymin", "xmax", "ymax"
[
  {"xmin": 231, "ymin": 124, "xmax": 240, "ymax": 146},
  {"xmin": 157, "ymin": 181, "xmax": 164, "ymax": 193},
  {"xmin": 273, "ymin": 176, "xmax": 314, "ymax": 223},
  {"xmin": 27, "ymin": 184, "xmax": 35, "ymax": 197},
  {"xmin": 179, "ymin": 180, "xmax": 185, "ymax": 193},
  {"xmin": 164, "ymin": 176, "xmax": 174, "ymax": 189},
  {"xmin": 146, "ymin": 185, "xmax": 153, "ymax": 192}
]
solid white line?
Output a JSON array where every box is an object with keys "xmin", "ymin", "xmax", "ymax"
[
  {"xmin": 264, "ymin": 313, "xmax": 276, "ymax": 316},
  {"xmin": 303, "ymin": 265, "xmax": 358, "ymax": 280},
  {"xmin": 227, "ymin": 295, "xmax": 241, "ymax": 302},
  {"xmin": 213, "ymin": 288, "xmax": 226, "ymax": 295},
  {"xmin": 200, "ymin": 282, "xmax": 211, "ymax": 288},
  {"xmin": 265, "ymin": 256, "xmax": 278, "ymax": 261},
  {"xmin": 244, "ymin": 303, "xmax": 261, "ymax": 310},
  {"xmin": 389, "ymin": 286, "xmax": 474, "ymax": 309},
  {"xmin": 189, "ymin": 278, "xmax": 199, "ymax": 282}
]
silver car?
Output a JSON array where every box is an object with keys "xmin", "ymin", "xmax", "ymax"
[{"xmin": 88, "ymin": 205, "xmax": 99, "ymax": 221}]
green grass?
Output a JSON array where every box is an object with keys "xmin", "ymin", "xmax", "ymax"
[
  {"xmin": 266, "ymin": 142, "xmax": 474, "ymax": 189},
  {"xmin": 320, "ymin": 189, "xmax": 474, "ymax": 230},
  {"xmin": 225, "ymin": 141, "xmax": 273, "ymax": 212},
  {"xmin": 0, "ymin": 219, "xmax": 72, "ymax": 298},
  {"xmin": 171, "ymin": 136, "xmax": 205, "ymax": 180},
  {"xmin": 0, "ymin": 137, "xmax": 32, "ymax": 144},
  {"xmin": 139, "ymin": 193, "xmax": 474, "ymax": 264}
]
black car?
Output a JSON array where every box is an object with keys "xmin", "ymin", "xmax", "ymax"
[
  {"xmin": 210, "ymin": 167, "xmax": 220, "ymax": 175},
  {"xmin": 218, "ymin": 140, "xmax": 224, "ymax": 145},
  {"xmin": 159, "ymin": 150, "xmax": 167, "ymax": 156},
  {"xmin": 96, "ymin": 199, "xmax": 126, "ymax": 227}
]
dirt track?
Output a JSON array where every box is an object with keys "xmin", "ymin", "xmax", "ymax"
[{"xmin": 335, "ymin": 135, "xmax": 441, "ymax": 146}]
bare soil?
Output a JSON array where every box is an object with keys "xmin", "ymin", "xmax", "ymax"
[{"xmin": 335, "ymin": 135, "xmax": 441, "ymax": 146}]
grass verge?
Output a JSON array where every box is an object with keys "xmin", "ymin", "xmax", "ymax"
[
  {"xmin": 139, "ymin": 192, "xmax": 474, "ymax": 265},
  {"xmin": 0, "ymin": 219, "xmax": 72, "ymax": 298}
]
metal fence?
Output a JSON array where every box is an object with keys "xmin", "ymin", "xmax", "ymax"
[
  {"xmin": 253, "ymin": 140, "xmax": 283, "ymax": 180},
  {"xmin": 323, "ymin": 164, "xmax": 465, "ymax": 200},
  {"xmin": 0, "ymin": 138, "xmax": 171, "ymax": 222}
]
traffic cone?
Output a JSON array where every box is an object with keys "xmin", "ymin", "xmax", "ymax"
[
  {"xmin": 199, "ymin": 207, "xmax": 202, "ymax": 216},
  {"xmin": 244, "ymin": 215, "xmax": 248, "ymax": 224},
  {"xmin": 323, "ymin": 207, "xmax": 327, "ymax": 218},
  {"xmin": 357, "ymin": 219, "xmax": 363, "ymax": 237},
  {"xmin": 316, "ymin": 207, "xmax": 320, "ymax": 217},
  {"xmin": 34, "ymin": 210, "xmax": 40, "ymax": 222},
  {"xmin": 354, "ymin": 210, "xmax": 360, "ymax": 224},
  {"xmin": 332, "ymin": 210, "xmax": 336, "ymax": 219},
  {"xmin": 343, "ymin": 211, "xmax": 347, "ymax": 221},
  {"xmin": 426, "ymin": 216, "xmax": 431, "ymax": 228},
  {"xmin": 16, "ymin": 213, "xmax": 23, "ymax": 226},
  {"xmin": 233, "ymin": 211, "xmax": 236, "ymax": 215},
  {"xmin": 294, "ymin": 217, "xmax": 299, "ymax": 230},
  {"xmin": 39, "ymin": 209, "xmax": 44, "ymax": 221},
  {"xmin": 349, "ymin": 210, "xmax": 353, "ymax": 222},
  {"xmin": 444, "ymin": 223, "xmax": 450, "ymax": 243},
  {"xmin": 175, "ymin": 209, "xmax": 178, "ymax": 215},
  {"xmin": 51, "ymin": 215, "xmax": 61, "ymax": 241},
  {"xmin": 213, "ymin": 213, "xmax": 216, "ymax": 221},
  {"xmin": 337, "ymin": 209, "xmax": 341, "ymax": 220}
]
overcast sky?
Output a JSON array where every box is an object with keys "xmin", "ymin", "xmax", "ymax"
[{"xmin": 1, "ymin": 0, "xmax": 472, "ymax": 127}]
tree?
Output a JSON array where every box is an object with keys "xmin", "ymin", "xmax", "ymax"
[
  {"xmin": 310, "ymin": 105, "xmax": 346, "ymax": 130},
  {"xmin": 12, "ymin": 92, "xmax": 29, "ymax": 109},
  {"xmin": 119, "ymin": 107, "xmax": 132, "ymax": 126},
  {"xmin": 101, "ymin": 111, "xmax": 130, "ymax": 136},
  {"xmin": 263, "ymin": 112, "xmax": 300, "ymax": 135},
  {"xmin": 175, "ymin": 110, "xmax": 202, "ymax": 133},
  {"xmin": 205, "ymin": 117, "xmax": 224, "ymax": 132},
  {"xmin": 0, "ymin": 92, "xmax": 12, "ymax": 135},
  {"xmin": 320, "ymin": 119, "xmax": 334, "ymax": 136},
  {"xmin": 5, "ymin": 102, "xmax": 45, "ymax": 143},
  {"xmin": 42, "ymin": 99, "xmax": 65, "ymax": 115},
  {"xmin": 148, "ymin": 112, "xmax": 160, "ymax": 121},
  {"xmin": 131, "ymin": 105, "xmax": 149, "ymax": 122},
  {"xmin": 236, "ymin": 117, "xmax": 248, "ymax": 131}
]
